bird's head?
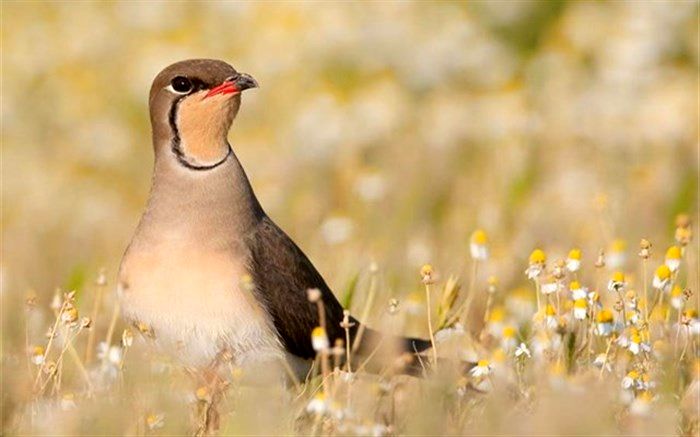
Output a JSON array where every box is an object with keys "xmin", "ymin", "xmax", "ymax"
[{"xmin": 149, "ymin": 59, "xmax": 258, "ymax": 170}]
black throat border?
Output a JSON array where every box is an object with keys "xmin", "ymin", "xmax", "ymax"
[{"xmin": 168, "ymin": 96, "xmax": 232, "ymax": 171}]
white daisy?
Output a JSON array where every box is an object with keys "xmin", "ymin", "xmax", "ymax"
[
  {"xmin": 470, "ymin": 360, "xmax": 492, "ymax": 378},
  {"xmin": 566, "ymin": 248, "xmax": 582, "ymax": 273},
  {"xmin": 306, "ymin": 393, "xmax": 328, "ymax": 415},
  {"xmin": 514, "ymin": 342, "xmax": 531, "ymax": 359}
]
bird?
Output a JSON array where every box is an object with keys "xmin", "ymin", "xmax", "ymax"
[{"xmin": 118, "ymin": 59, "xmax": 432, "ymax": 380}]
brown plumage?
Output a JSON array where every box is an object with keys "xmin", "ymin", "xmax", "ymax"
[{"xmin": 118, "ymin": 59, "xmax": 430, "ymax": 378}]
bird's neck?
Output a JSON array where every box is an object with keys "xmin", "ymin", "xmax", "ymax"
[{"xmin": 133, "ymin": 145, "xmax": 264, "ymax": 249}]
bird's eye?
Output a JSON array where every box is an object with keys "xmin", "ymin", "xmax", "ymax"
[{"xmin": 168, "ymin": 76, "xmax": 193, "ymax": 94}]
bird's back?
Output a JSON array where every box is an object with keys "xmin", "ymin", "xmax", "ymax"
[{"xmin": 247, "ymin": 216, "xmax": 350, "ymax": 359}]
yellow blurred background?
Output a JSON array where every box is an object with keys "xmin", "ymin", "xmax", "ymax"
[
  {"xmin": 3, "ymin": 2, "xmax": 700, "ymax": 435},
  {"xmin": 2, "ymin": 0, "xmax": 698, "ymax": 354}
]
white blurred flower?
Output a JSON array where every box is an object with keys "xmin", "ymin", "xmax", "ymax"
[
  {"xmin": 682, "ymin": 310, "xmax": 700, "ymax": 335},
  {"xmin": 670, "ymin": 286, "xmax": 684, "ymax": 310},
  {"xmin": 469, "ymin": 229, "xmax": 489, "ymax": 261},
  {"xmin": 470, "ymin": 244, "xmax": 489, "ymax": 261},
  {"xmin": 306, "ymin": 393, "xmax": 328, "ymax": 415},
  {"xmin": 652, "ymin": 265, "xmax": 671, "ymax": 292},
  {"xmin": 607, "ymin": 240, "xmax": 627, "ymax": 269},
  {"xmin": 97, "ymin": 342, "xmax": 123, "ymax": 366},
  {"xmin": 573, "ymin": 299, "xmax": 588, "ymax": 320},
  {"xmin": 593, "ymin": 354, "xmax": 611, "ymax": 373},
  {"xmin": 50, "ymin": 293, "xmax": 62, "ymax": 311},
  {"xmin": 406, "ymin": 239, "xmax": 432, "ymax": 268},
  {"xmin": 569, "ymin": 281, "xmax": 588, "ymax": 300},
  {"xmin": 294, "ymin": 94, "xmax": 346, "ymax": 160},
  {"xmin": 621, "ymin": 370, "xmax": 639, "ymax": 390},
  {"xmin": 542, "ymin": 305, "xmax": 558, "ymax": 329},
  {"xmin": 354, "ymin": 173, "xmax": 386, "ymax": 202},
  {"xmin": 595, "ymin": 309, "xmax": 615, "ymax": 336},
  {"xmin": 525, "ymin": 264, "xmax": 544, "ymax": 280},
  {"xmin": 145, "ymin": 413, "xmax": 165, "ymax": 430},
  {"xmin": 370, "ymin": 423, "xmax": 390, "ymax": 437},
  {"xmin": 514, "ymin": 342, "xmax": 531, "ymax": 359},
  {"xmin": 607, "ymin": 272, "xmax": 626, "ymax": 293},
  {"xmin": 500, "ymin": 326, "xmax": 518, "ymax": 350},
  {"xmin": 470, "ymin": 360, "xmax": 492, "ymax": 378},
  {"xmin": 596, "ymin": 322, "xmax": 614, "ymax": 337},
  {"xmin": 311, "ymin": 327, "xmax": 329, "ymax": 352},
  {"xmin": 566, "ymin": 249, "xmax": 582, "ymax": 272},
  {"xmin": 627, "ymin": 331, "xmax": 650, "ymax": 355},
  {"xmin": 665, "ymin": 246, "xmax": 682, "ymax": 272},
  {"xmin": 320, "ymin": 216, "xmax": 354, "ymax": 245},
  {"xmin": 616, "ymin": 334, "xmax": 630, "ymax": 349},
  {"xmin": 403, "ymin": 292, "xmax": 424, "ymax": 316},
  {"xmin": 506, "ymin": 290, "xmax": 536, "ymax": 322},
  {"xmin": 353, "ymin": 421, "xmax": 390, "ymax": 437},
  {"xmin": 30, "ymin": 346, "xmax": 45, "ymax": 365},
  {"xmin": 339, "ymin": 370, "xmax": 355, "ymax": 383},
  {"xmin": 629, "ymin": 392, "xmax": 653, "ymax": 416},
  {"xmin": 540, "ymin": 277, "xmax": 560, "ymax": 295},
  {"xmin": 60, "ymin": 393, "xmax": 77, "ymax": 411}
]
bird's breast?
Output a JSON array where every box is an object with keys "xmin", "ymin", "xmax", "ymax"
[{"xmin": 118, "ymin": 242, "xmax": 283, "ymax": 368}]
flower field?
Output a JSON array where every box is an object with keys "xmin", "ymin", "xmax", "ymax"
[{"xmin": 2, "ymin": 1, "xmax": 698, "ymax": 435}]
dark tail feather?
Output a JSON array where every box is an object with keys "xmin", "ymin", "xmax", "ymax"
[
  {"xmin": 403, "ymin": 336, "xmax": 432, "ymax": 354},
  {"xmin": 353, "ymin": 327, "xmax": 475, "ymax": 378},
  {"xmin": 352, "ymin": 326, "xmax": 430, "ymax": 355},
  {"xmin": 352, "ymin": 327, "xmax": 435, "ymax": 376}
]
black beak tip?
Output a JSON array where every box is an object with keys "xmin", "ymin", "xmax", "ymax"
[{"xmin": 235, "ymin": 73, "xmax": 259, "ymax": 91}]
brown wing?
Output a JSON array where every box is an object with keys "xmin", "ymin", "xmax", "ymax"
[{"xmin": 247, "ymin": 216, "xmax": 352, "ymax": 359}]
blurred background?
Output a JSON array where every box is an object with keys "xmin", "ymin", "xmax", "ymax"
[
  {"xmin": 3, "ymin": 0, "xmax": 698, "ymax": 370},
  {"xmin": 0, "ymin": 1, "xmax": 700, "ymax": 435}
]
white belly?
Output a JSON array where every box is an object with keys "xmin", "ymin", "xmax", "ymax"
[{"xmin": 118, "ymin": 245, "xmax": 283, "ymax": 368}]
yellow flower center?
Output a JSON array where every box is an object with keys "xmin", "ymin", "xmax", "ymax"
[
  {"xmin": 502, "ymin": 326, "xmax": 516, "ymax": 338},
  {"xmin": 492, "ymin": 349, "xmax": 506, "ymax": 363},
  {"xmin": 489, "ymin": 306, "xmax": 505, "ymax": 322},
  {"xmin": 610, "ymin": 239, "xmax": 626, "ymax": 253},
  {"xmin": 471, "ymin": 229, "xmax": 488, "ymax": 245},
  {"xmin": 568, "ymin": 248, "xmax": 581, "ymax": 260},
  {"xmin": 665, "ymin": 246, "xmax": 681, "ymax": 260},
  {"xmin": 529, "ymin": 249, "xmax": 546, "ymax": 264},
  {"xmin": 597, "ymin": 309, "xmax": 614, "ymax": 323},
  {"xmin": 655, "ymin": 264, "xmax": 671, "ymax": 280},
  {"xmin": 638, "ymin": 391, "xmax": 652, "ymax": 402},
  {"xmin": 312, "ymin": 326, "xmax": 327, "ymax": 338},
  {"xmin": 195, "ymin": 386, "xmax": 209, "ymax": 400}
]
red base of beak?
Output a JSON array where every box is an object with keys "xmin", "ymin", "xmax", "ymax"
[{"xmin": 204, "ymin": 81, "xmax": 238, "ymax": 99}]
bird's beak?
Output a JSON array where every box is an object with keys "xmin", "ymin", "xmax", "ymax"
[{"xmin": 204, "ymin": 73, "xmax": 259, "ymax": 99}]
